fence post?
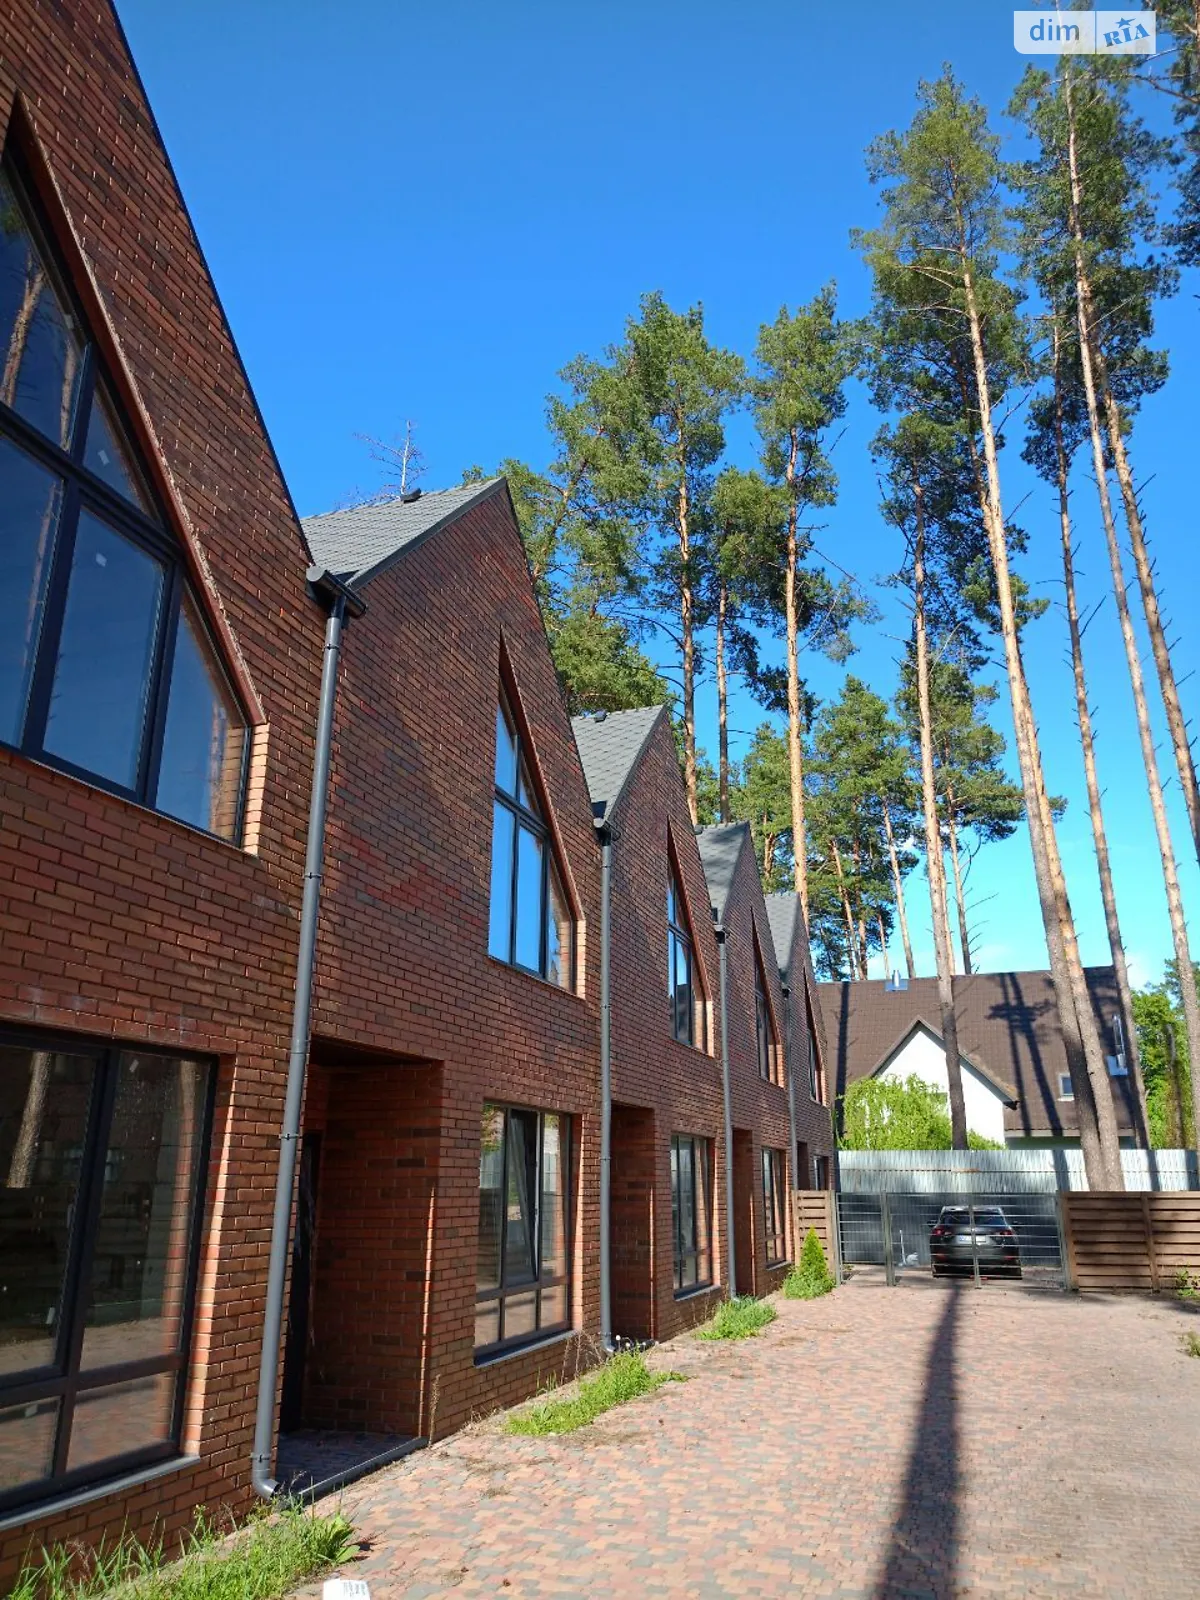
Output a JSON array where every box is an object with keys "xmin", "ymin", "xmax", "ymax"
[
  {"xmin": 1142, "ymin": 1193, "xmax": 1161, "ymax": 1293},
  {"xmin": 1055, "ymin": 1191, "xmax": 1074, "ymax": 1292},
  {"xmin": 829, "ymin": 1190, "xmax": 844, "ymax": 1285},
  {"xmin": 881, "ymin": 1192, "xmax": 896, "ymax": 1286}
]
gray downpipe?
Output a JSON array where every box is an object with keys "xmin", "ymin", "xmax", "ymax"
[
  {"xmin": 251, "ymin": 569, "xmax": 364, "ymax": 1500},
  {"xmin": 716, "ymin": 927, "xmax": 736, "ymax": 1297},
  {"xmin": 596, "ymin": 818, "xmax": 614, "ymax": 1351}
]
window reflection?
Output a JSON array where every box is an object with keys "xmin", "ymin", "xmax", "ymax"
[{"xmin": 157, "ymin": 595, "xmax": 247, "ymax": 841}]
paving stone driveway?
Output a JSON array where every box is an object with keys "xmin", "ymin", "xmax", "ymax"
[{"xmin": 297, "ymin": 1273, "xmax": 1200, "ymax": 1598}]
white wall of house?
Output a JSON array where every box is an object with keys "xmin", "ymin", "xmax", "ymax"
[{"xmin": 877, "ymin": 1025, "xmax": 1009, "ymax": 1146}]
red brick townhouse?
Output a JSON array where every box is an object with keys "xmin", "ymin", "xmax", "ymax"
[
  {"xmin": 0, "ymin": 0, "xmax": 322, "ymax": 1575},
  {"xmin": 763, "ymin": 892, "xmax": 836, "ymax": 1192},
  {"xmin": 695, "ymin": 823, "xmax": 826, "ymax": 1296},
  {"xmin": 571, "ymin": 713, "xmax": 833, "ymax": 1337},
  {"xmin": 292, "ymin": 483, "xmax": 602, "ymax": 1468},
  {"xmin": 572, "ymin": 707, "xmax": 727, "ymax": 1342}
]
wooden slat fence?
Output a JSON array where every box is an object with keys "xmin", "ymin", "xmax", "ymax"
[
  {"xmin": 793, "ymin": 1190, "xmax": 836, "ymax": 1267},
  {"xmin": 1062, "ymin": 1192, "xmax": 1200, "ymax": 1292}
]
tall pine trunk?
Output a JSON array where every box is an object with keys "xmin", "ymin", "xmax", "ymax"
[
  {"xmin": 716, "ymin": 580, "xmax": 730, "ymax": 822},
  {"xmin": 783, "ymin": 428, "xmax": 809, "ymax": 922},
  {"xmin": 832, "ymin": 838, "xmax": 858, "ymax": 980},
  {"xmin": 677, "ymin": 439, "xmax": 698, "ymax": 824},
  {"xmin": 946, "ymin": 801, "xmax": 973, "ymax": 976},
  {"xmin": 882, "ymin": 798, "xmax": 917, "ymax": 978},
  {"xmin": 1064, "ymin": 68, "xmax": 1200, "ymax": 1163},
  {"xmin": 914, "ymin": 489, "xmax": 969, "ymax": 1148},
  {"xmin": 957, "ymin": 245, "xmax": 1122, "ymax": 1190},
  {"xmin": 1093, "ymin": 345, "xmax": 1200, "ymax": 869},
  {"xmin": 1051, "ymin": 319, "xmax": 1150, "ymax": 1150}
]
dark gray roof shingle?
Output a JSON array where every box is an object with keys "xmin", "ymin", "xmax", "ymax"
[
  {"xmin": 695, "ymin": 823, "xmax": 751, "ymax": 920},
  {"xmin": 302, "ymin": 480, "xmax": 502, "ymax": 586},
  {"xmin": 764, "ymin": 892, "xmax": 801, "ymax": 977},
  {"xmin": 570, "ymin": 705, "xmax": 667, "ymax": 820}
]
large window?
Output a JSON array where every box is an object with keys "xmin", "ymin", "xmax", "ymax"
[
  {"xmin": 668, "ymin": 864, "xmax": 701, "ymax": 1047},
  {"xmin": 0, "ymin": 158, "xmax": 249, "ymax": 841},
  {"xmin": 761, "ymin": 1148, "xmax": 788, "ymax": 1267},
  {"xmin": 488, "ymin": 693, "xmax": 573, "ymax": 988},
  {"xmin": 670, "ymin": 1134, "xmax": 713, "ymax": 1294},
  {"xmin": 476, "ymin": 1104, "xmax": 571, "ymax": 1357},
  {"xmin": 0, "ymin": 1031, "xmax": 213, "ymax": 1514},
  {"xmin": 754, "ymin": 944, "xmax": 781, "ymax": 1085},
  {"xmin": 807, "ymin": 1028, "xmax": 821, "ymax": 1102}
]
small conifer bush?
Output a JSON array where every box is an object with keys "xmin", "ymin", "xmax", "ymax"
[{"xmin": 782, "ymin": 1228, "xmax": 836, "ymax": 1299}]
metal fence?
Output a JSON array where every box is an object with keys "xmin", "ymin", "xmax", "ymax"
[
  {"xmin": 838, "ymin": 1148, "xmax": 1199, "ymax": 1195},
  {"xmin": 837, "ymin": 1189, "xmax": 1066, "ymax": 1288}
]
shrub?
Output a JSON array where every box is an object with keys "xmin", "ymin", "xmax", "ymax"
[
  {"xmin": 1175, "ymin": 1268, "xmax": 1200, "ymax": 1304},
  {"xmin": 507, "ymin": 1349, "xmax": 682, "ymax": 1435},
  {"xmin": 9, "ymin": 1503, "xmax": 357, "ymax": 1600},
  {"xmin": 697, "ymin": 1297, "xmax": 777, "ymax": 1340},
  {"xmin": 783, "ymin": 1228, "xmax": 837, "ymax": 1299}
]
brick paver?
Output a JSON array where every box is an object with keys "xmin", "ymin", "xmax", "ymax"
[{"xmin": 297, "ymin": 1274, "xmax": 1200, "ymax": 1597}]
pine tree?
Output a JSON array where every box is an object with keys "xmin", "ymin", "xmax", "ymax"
[
  {"xmin": 751, "ymin": 288, "xmax": 860, "ymax": 922},
  {"xmin": 1013, "ymin": 62, "xmax": 1198, "ymax": 1160},
  {"xmin": 859, "ymin": 73, "xmax": 1122, "ymax": 1186}
]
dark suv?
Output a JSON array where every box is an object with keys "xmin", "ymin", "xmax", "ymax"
[{"xmin": 930, "ymin": 1205, "xmax": 1022, "ymax": 1278}]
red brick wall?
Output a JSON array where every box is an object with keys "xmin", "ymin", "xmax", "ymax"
[
  {"xmin": 717, "ymin": 834, "xmax": 798, "ymax": 1295},
  {"xmin": 610, "ymin": 1103, "xmax": 657, "ymax": 1340},
  {"xmin": 0, "ymin": 0, "xmax": 320, "ymax": 1573},
  {"xmin": 308, "ymin": 484, "xmax": 602, "ymax": 1437},
  {"xmin": 603, "ymin": 718, "xmax": 727, "ymax": 1338}
]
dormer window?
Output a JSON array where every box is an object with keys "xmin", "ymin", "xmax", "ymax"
[
  {"xmin": 488, "ymin": 690, "xmax": 574, "ymax": 988},
  {"xmin": 0, "ymin": 159, "xmax": 249, "ymax": 841}
]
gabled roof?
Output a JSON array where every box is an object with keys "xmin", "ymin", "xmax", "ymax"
[
  {"xmin": 764, "ymin": 892, "xmax": 800, "ymax": 979},
  {"xmin": 817, "ymin": 968, "xmax": 1138, "ymax": 1138},
  {"xmin": 571, "ymin": 705, "xmax": 668, "ymax": 821},
  {"xmin": 695, "ymin": 822, "xmax": 751, "ymax": 921},
  {"xmin": 868, "ymin": 1015, "xmax": 1019, "ymax": 1105},
  {"xmin": 302, "ymin": 479, "xmax": 504, "ymax": 587}
]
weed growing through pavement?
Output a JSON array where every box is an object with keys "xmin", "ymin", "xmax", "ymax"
[
  {"xmin": 8, "ymin": 1502, "xmax": 357, "ymax": 1600},
  {"xmin": 506, "ymin": 1349, "xmax": 684, "ymax": 1435},
  {"xmin": 697, "ymin": 1297, "xmax": 778, "ymax": 1340},
  {"xmin": 1181, "ymin": 1332, "xmax": 1200, "ymax": 1359}
]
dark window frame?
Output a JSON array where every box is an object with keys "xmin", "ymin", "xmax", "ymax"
[
  {"xmin": 474, "ymin": 1102, "xmax": 573, "ymax": 1361},
  {"xmin": 489, "ymin": 693, "xmax": 575, "ymax": 989},
  {"xmin": 761, "ymin": 1146, "xmax": 788, "ymax": 1267},
  {"xmin": 0, "ymin": 1024, "xmax": 216, "ymax": 1518},
  {"xmin": 0, "ymin": 154, "xmax": 251, "ymax": 843},
  {"xmin": 667, "ymin": 862, "xmax": 702, "ymax": 1048},
  {"xmin": 754, "ymin": 942, "xmax": 780, "ymax": 1084},
  {"xmin": 670, "ymin": 1133, "xmax": 714, "ymax": 1295},
  {"xmin": 807, "ymin": 1027, "xmax": 821, "ymax": 1102}
]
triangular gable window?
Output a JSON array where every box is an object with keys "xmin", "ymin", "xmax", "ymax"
[
  {"xmin": 488, "ymin": 687, "xmax": 574, "ymax": 989},
  {"xmin": 0, "ymin": 157, "xmax": 249, "ymax": 841},
  {"xmin": 754, "ymin": 938, "xmax": 781, "ymax": 1086},
  {"xmin": 667, "ymin": 857, "xmax": 706, "ymax": 1049}
]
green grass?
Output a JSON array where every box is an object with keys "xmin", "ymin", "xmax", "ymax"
[
  {"xmin": 8, "ymin": 1503, "xmax": 357, "ymax": 1600},
  {"xmin": 506, "ymin": 1349, "xmax": 682, "ymax": 1436},
  {"xmin": 697, "ymin": 1296, "xmax": 777, "ymax": 1340},
  {"xmin": 782, "ymin": 1228, "xmax": 837, "ymax": 1300},
  {"xmin": 1181, "ymin": 1332, "xmax": 1200, "ymax": 1359},
  {"xmin": 1175, "ymin": 1268, "xmax": 1200, "ymax": 1304}
]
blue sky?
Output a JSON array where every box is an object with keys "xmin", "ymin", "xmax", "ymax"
[{"xmin": 116, "ymin": 0, "xmax": 1200, "ymax": 987}]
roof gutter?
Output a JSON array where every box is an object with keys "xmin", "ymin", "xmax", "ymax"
[
  {"xmin": 595, "ymin": 816, "xmax": 615, "ymax": 1352},
  {"xmin": 251, "ymin": 566, "xmax": 365, "ymax": 1500},
  {"xmin": 716, "ymin": 924, "xmax": 737, "ymax": 1297}
]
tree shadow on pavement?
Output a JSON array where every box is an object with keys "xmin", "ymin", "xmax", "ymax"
[{"xmin": 875, "ymin": 1282, "xmax": 961, "ymax": 1599}]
